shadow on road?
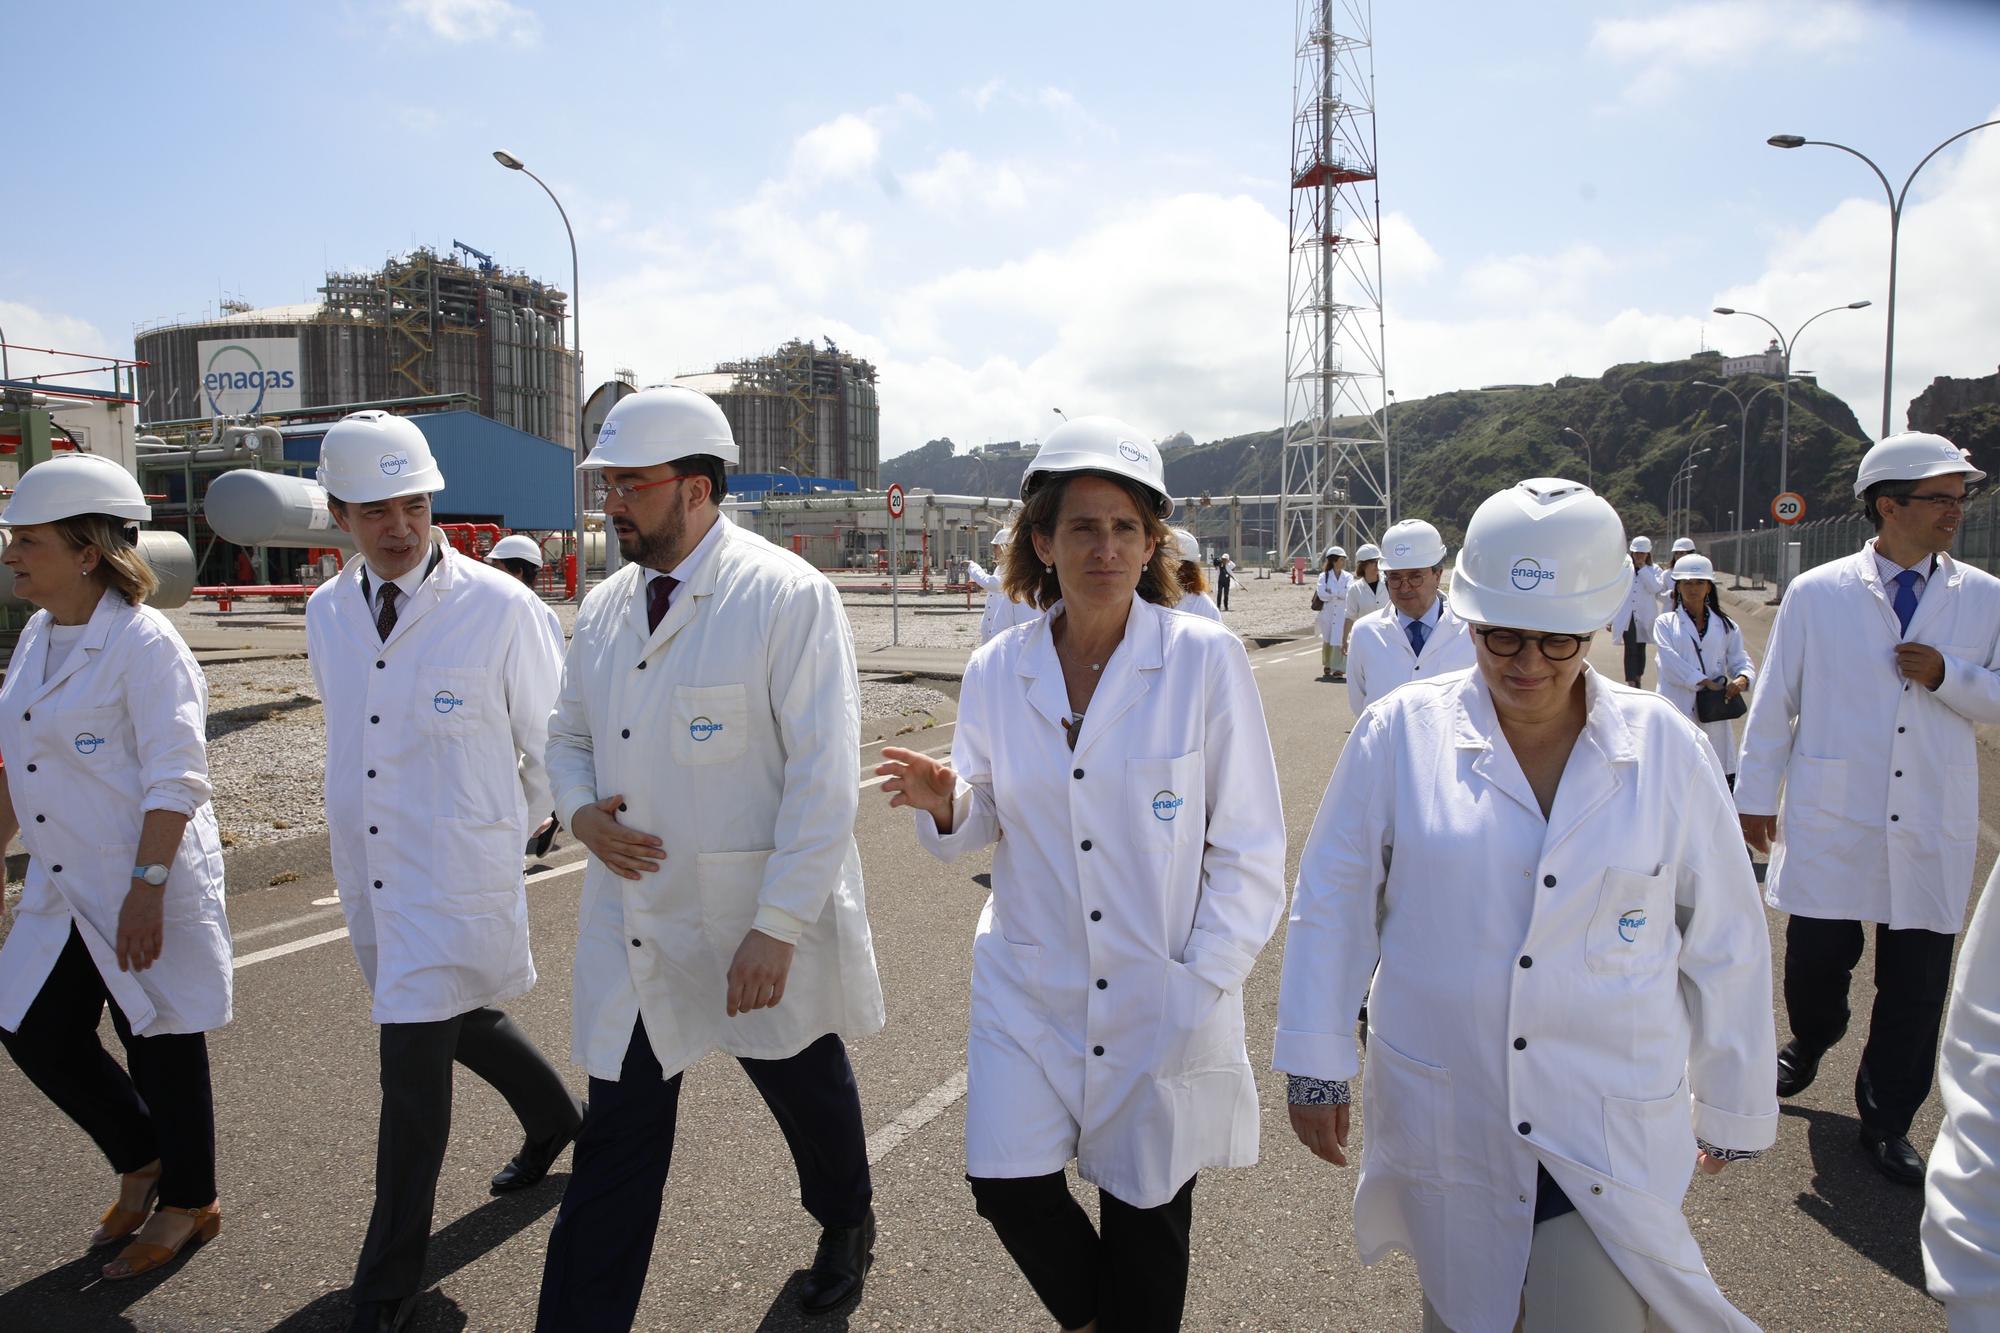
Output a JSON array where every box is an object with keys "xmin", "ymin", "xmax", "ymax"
[
  {"xmin": 1786, "ymin": 1105, "xmax": 1927, "ymax": 1291},
  {"xmin": 0, "ymin": 1227, "xmax": 222, "ymax": 1333},
  {"xmin": 753, "ymin": 1270, "xmax": 856, "ymax": 1332}
]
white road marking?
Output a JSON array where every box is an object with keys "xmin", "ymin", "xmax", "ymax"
[
  {"xmin": 233, "ymin": 927, "xmax": 354, "ymax": 970},
  {"xmin": 865, "ymin": 1068, "xmax": 969, "ymax": 1165},
  {"xmin": 232, "ymin": 906, "xmax": 343, "ymax": 944}
]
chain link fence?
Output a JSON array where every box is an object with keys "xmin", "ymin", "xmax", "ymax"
[{"xmin": 1690, "ymin": 486, "xmax": 2000, "ymax": 587}]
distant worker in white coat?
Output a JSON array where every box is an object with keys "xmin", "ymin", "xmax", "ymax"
[
  {"xmin": 485, "ymin": 533, "xmax": 564, "ymax": 856},
  {"xmin": 1314, "ymin": 545, "xmax": 1351, "ymax": 681},
  {"xmin": 1171, "ymin": 526, "xmax": 1224, "ymax": 621},
  {"xmin": 877, "ymin": 416, "xmax": 1285, "ymax": 1332},
  {"xmin": 1651, "ymin": 554, "xmax": 1754, "ymax": 785},
  {"xmin": 1924, "ymin": 859, "xmax": 2000, "ymax": 1331},
  {"xmin": 1279, "ymin": 477, "xmax": 1777, "ymax": 1332},
  {"xmin": 1612, "ymin": 536, "xmax": 1669, "ymax": 688},
  {"xmin": 1345, "ymin": 519, "xmax": 1473, "ymax": 717},
  {"xmin": 968, "ymin": 526, "xmax": 1041, "ymax": 645},
  {"xmin": 1343, "ymin": 542, "xmax": 1388, "ymax": 663},
  {"xmin": 537, "ymin": 386, "xmax": 885, "ymax": 1328},
  {"xmin": 1738, "ymin": 432, "xmax": 2000, "ymax": 1186},
  {"xmin": 306, "ymin": 411, "xmax": 582, "ymax": 1333}
]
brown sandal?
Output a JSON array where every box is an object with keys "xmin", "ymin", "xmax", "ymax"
[
  {"xmin": 102, "ymin": 1201, "xmax": 221, "ymax": 1279},
  {"xmin": 91, "ymin": 1167, "xmax": 162, "ymax": 1248}
]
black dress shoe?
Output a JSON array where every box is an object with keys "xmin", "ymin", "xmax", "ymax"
[
  {"xmin": 1860, "ymin": 1127, "xmax": 1926, "ymax": 1185},
  {"xmin": 1776, "ymin": 1042, "xmax": 1822, "ymax": 1098},
  {"xmin": 491, "ymin": 1103, "xmax": 585, "ymax": 1194},
  {"xmin": 798, "ymin": 1207, "xmax": 875, "ymax": 1316},
  {"xmin": 348, "ymin": 1294, "xmax": 417, "ymax": 1333}
]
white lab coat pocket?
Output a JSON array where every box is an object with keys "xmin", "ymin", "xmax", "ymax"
[
  {"xmin": 54, "ymin": 705, "xmax": 132, "ymax": 770},
  {"xmin": 672, "ymin": 685, "xmax": 750, "ymax": 766},
  {"xmin": 1161, "ymin": 958, "xmax": 1238, "ymax": 1075},
  {"xmin": 99, "ymin": 840, "xmax": 209, "ymax": 924},
  {"xmin": 1587, "ymin": 865, "xmax": 1677, "ymax": 977},
  {"xmin": 1945, "ymin": 763, "xmax": 1980, "ymax": 838},
  {"xmin": 1361, "ymin": 1033, "xmax": 1451, "ymax": 1187},
  {"xmin": 1783, "ymin": 754, "xmax": 1848, "ymax": 824},
  {"xmin": 695, "ymin": 847, "xmax": 773, "ymax": 963},
  {"xmin": 416, "ymin": 666, "xmax": 487, "ymax": 735},
  {"xmin": 431, "ymin": 816, "xmax": 521, "ymax": 903},
  {"xmin": 1127, "ymin": 751, "xmax": 1202, "ymax": 883},
  {"xmin": 1600, "ymin": 1076, "xmax": 1695, "ymax": 1204}
]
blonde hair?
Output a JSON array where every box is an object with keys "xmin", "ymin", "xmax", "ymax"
[
  {"xmin": 1001, "ymin": 472, "xmax": 1181, "ymax": 610},
  {"xmin": 55, "ymin": 514, "xmax": 158, "ymax": 605}
]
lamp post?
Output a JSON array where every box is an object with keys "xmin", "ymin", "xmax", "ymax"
[
  {"xmin": 1560, "ymin": 425, "xmax": 1594, "ymax": 486},
  {"xmin": 1769, "ymin": 121, "xmax": 2000, "ymax": 437},
  {"xmin": 1693, "ymin": 376, "xmax": 1798, "ymax": 587},
  {"xmin": 1712, "ymin": 301, "xmax": 1870, "ymax": 500},
  {"xmin": 494, "ymin": 149, "xmax": 587, "ymax": 604},
  {"xmin": 1051, "ymin": 407, "xmax": 1068, "ymax": 422},
  {"xmin": 1672, "ymin": 442, "xmax": 1714, "ymax": 541}
]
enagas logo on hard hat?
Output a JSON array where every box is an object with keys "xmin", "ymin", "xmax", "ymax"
[
  {"xmin": 1618, "ymin": 908, "xmax": 1648, "ymax": 943},
  {"xmin": 1509, "ymin": 558, "xmax": 1557, "ymax": 592},
  {"xmin": 433, "ymin": 690, "xmax": 466, "ymax": 714},
  {"xmin": 379, "ymin": 453, "xmax": 410, "ymax": 476},
  {"xmin": 1151, "ymin": 790, "xmax": 1184, "ymax": 821},
  {"xmin": 689, "ymin": 716, "xmax": 725, "ymax": 742},
  {"xmin": 1392, "ymin": 542, "xmax": 1413, "ymax": 559},
  {"xmin": 1117, "ymin": 441, "xmax": 1146, "ymax": 464},
  {"xmin": 74, "ymin": 732, "xmax": 107, "ymax": 755}
]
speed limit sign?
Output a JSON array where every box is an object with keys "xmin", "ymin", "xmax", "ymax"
[
  {"xmin": 1772, "ymin": 491, "xmax": 1806, "ymax": 525},
  {"xmin": 886, "ymin": 483, "xmax": 906, "ymax": 519}
]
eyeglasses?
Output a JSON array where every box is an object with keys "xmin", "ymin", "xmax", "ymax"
[
  {"xmin": 603, "ymin": 473, "xmax": 699, "ymax": 502},
  {"xmin": 1384, "ymin": 570, "xmax": 1433, "ymax": 589},
  {"xmin": 1897, "ymin": 486, "xmax": 1982, "ymax": 511},
  {"xmin": 1475, "ymin": 627, "xmax": 1590, "ymax": 661}
]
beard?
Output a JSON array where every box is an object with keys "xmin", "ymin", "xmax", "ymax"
[{"xmin": 617, "ymin": 501, "xmax": 685, "ymax": 571}]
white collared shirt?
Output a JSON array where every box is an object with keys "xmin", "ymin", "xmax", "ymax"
[
  {"xmin": 362, "ymin": 543, "xmax": 441, "ymax": 618},
  {"xmin": 642, "ymin": 511, "xmax": 729, "ymax": 617},
  {"xmin": 1874, "ymin": 547, "xmax": 1938, "ymax": 603}
]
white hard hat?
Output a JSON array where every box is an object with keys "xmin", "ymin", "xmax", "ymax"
[
  {"xmin": 1450, "ymin": 477, "xmax": 1631, "ymax": 634},
  {"xmin": 1670, "ymin": 553, "xmax": 1717, "ymax": 582},
  {"xmin": 1324, "ymin": 544, "xmax": 1347, "ymax": 559},
  {"xmin": 316, "ymin": 411, "xmax": 444, "ymax": 505},
  {"xmin": 1379, "ymin": 519, "xmax": 1448, "ymax": 571},
  {"xmin": 1021, "ymin": 416, "xmax": 1173, "ymax": 518},
  {"xmin": 1671, "ymin": 536, "xmax": 1697, "ymax": 553},
  {"xmin": 1353, "ymin": 543, "xmax": 1382, "ymax": 563},
  {"xmin": 990, "ymin": 526, "xmax": 1013, "ymax": 548},
  {"xmin": 1173, "ymin": 528, "xmax": 1202, "ymax": 562},
  {"xmin": 487, "ymin": 533, "xmax": 545, "ymax": 567},
  {"xmin": 0, "ymin": 453, "xmax": 151, "ymax": 526},
  {"xmin": 1853, "ymin": 431, "xmax": 1984, "ymax": 497},
  {"xmin": 1628, "ymin": 535, "xmax": 1652, "ymax": 553},
  {"xmin": 579, "ymin": 385, "xmax": 740, "ymax": 471}
]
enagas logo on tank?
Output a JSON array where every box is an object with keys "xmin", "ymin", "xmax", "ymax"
[
  {"xmin": 1151, "ymin": 790, "xmax": 1184, "ymax": 821},
  {"xmin": 1509, "ymin": 558, "xmax": 1557, "ymax": 592},
  {"xmin": 201, "ymin": 342, "xmax": 297, "ymax": 415},
  {"xmin": 74, "ymin": 732, "xmax": 107, "ymax": 755},
  {"xmin": 433, "ymin": 690, "xmax": 466, "ymax": 714},
  {"xmin": 689, "ymin": 716, "xmax": 725, "ymax": 742}
]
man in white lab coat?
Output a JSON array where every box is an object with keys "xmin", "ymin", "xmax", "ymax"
[
  {"xmin": 1611, "ymin": 536, "xmax": 1668, "ymax": 688},
  {"xmin": 1739, "ymin": 432, "xmax": 2000, "ymax": 1185},
  {"xmin": 1345, "ymin": 518, "xmax": 1474, "ymax": 717},
  {"xmin": 536, "ymin": 386, "xmax": 885, "ymax": 1329},
  {"xmin": 306, "ymin": 412, "xmax": 581, "ymax": 1333},
  {"xmin": 1925, "ymin": 862, "xmax": 2000, "ymax": 1331}
]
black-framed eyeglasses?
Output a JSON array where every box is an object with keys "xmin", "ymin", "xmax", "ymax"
[
  {"xmin": 1898, "ymin": 483, "xmax": 1984, "ymax": 511},
  {"xmin": 1384, "ymin": 570, "xmax": 1433, "ymax": 589},
  {"xmin": 1475, "ymin": 627, "xmax": 1590, "ymax": 661}
]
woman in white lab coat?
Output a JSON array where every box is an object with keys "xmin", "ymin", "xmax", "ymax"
[
  {"xmin": 1171, "ymin": 526, "xmax": 1223, "ymax": 622},
  {"xmin": 1314, "ymin": 546, "xmax": 1351, "ymax": 680},
  {"xmin": 1651, "ymin": 554, "xmax": 1754, "ymax": 784},
  {"xmin": 1344, "ymin": 542, "xmax": 1388, "ymax": 661},
  {"xmin": 0, "ymin": 455, "xmax": 229, "ymax": 1280},
  {"xmin": 878, "ymin": 416, "xmax": 1285, "ymax": 1332},
  {"xmin": 1611, "ymin": 536, "xmax": 1668, "ymax": 687},
  {"xmin": 1276, "ymin": 478, "xmax": 1777, "ymax": 1333}
]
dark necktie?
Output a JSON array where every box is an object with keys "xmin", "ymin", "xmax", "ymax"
[
  {"xmin": 647, "ymin": 575, "xmax": 679, "ymax": 632},
  {"xmin": 1892, "ymin": 568, "xmax": 1921, "ymax": 635},
  {"xmin": 1405, "ymin": 616, "xmax": 1429, "ymax": 658},
  {"xmin": 375, "ymin": 584, "xmax": 400, "ymax": 641}
]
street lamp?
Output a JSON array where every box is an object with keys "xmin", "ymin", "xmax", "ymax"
[
  {"xmin": 494, "ymin": 148, "xmax": 587, "ymax": 604},
  {"xmin": 1713, "ymin": 301, "xmax": 1869, "ymax": 499},
  {"xmin": 1051, "ymin": 407, "xmax": 1068, "ymax": 422},
  {"xmin": 1560, "ymin": 425, "xmax": 1594, "ymax": 485},
  {"xmin": 1694, "ymin": 376, "xmax": 1799, "ymax": 586},
  {"xmin": 1672, "ymin": 441, "xmax": 1715, "ymax": 540},
  {"xmin": 1769, "ymin": 121, "xmax": 2000, "ymax": 436}
]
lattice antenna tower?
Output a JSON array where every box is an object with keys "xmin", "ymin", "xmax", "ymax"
[{"xmin": 1280, "ymin": 0, "xmax": 1388, "ymax": 563}]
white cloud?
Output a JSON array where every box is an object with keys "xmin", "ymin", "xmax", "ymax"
[
  {"xmin": 0, "ymin": 301, "xmax": 118, "ymax": 392},
  {"xmin": 790, "ymin": 114, "xmax": 883, "ymax": 188},
  {"xmin": 904, "ymin": 150, "xmax": 1031, "ymax": 216},
  {"xmin": 1590, "ymin": 1, "xmax": 1871, "ymax": 103},
  {"xmin": 397, "ymin": 0, "xmax": 540, "ymax": 47}
]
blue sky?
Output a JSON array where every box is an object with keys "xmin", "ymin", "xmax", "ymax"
[{"xmin": 6, "ymin": 0, "xmax": 1998, "ymax": 455}]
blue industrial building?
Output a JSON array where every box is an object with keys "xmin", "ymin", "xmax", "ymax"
[{"xmin": 279, "ymin": 410, "xmax": 575, "ymax": 529}]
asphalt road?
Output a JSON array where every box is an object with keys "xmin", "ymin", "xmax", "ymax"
[{"xmin": 0, "ymin": 603, "xmax": 1985, "ymax": 1331}]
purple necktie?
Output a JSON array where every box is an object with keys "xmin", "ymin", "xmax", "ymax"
[{"xmin": 647, "ymin": 575, "xmax": 679, "ymax": 632}]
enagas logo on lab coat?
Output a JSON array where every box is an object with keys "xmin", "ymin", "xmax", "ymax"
[
  {"xmin": 74, "ymin": 732, "xmax": 107, "ymax": 755},
  {"xmin": 1151, "ymin": 789, "xmax": 1184, "ymax": 821},
  {"xmin": 379, "ymin": 453, "xmax": 410, "ymax": 476},
  {"xmin": 433, "ymin": 690, "xmax": 466, "ymax": 713},
  {"xmin": 689, "ymin": 716, "xmax": 725, "ymax": 742},
  {"xmin": 1617, "ymin": 908, "xmax": 1648, "ymax": 943},
  {"xmin": 1510, "ymin": 558, "xmax": 1557, "ymax": 592}
]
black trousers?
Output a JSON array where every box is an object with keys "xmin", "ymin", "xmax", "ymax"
[
  {"xmin": 968, "ymin": 1171, "xmax": 1197, "ymax": 1333},
  {"xmin": 1215, "ymin": 580, "xmax": 1230, "ymax": 610},
  {"xmin": 352, "ymin": 1006, "xmax": 580, "ymax": 1303},
  {"xmin": 1622, "ymin": 624, "xmax": 1646, "ymax": 683},
  {"xmin": 1784, "ymin": 914, "xmax": 1957, "ymax": 1136},
  {"xmin": 0, "ymin": 924, "xmax": 216, "ymax": 1208},
  {"xmin": 536, "ymin": 1020, "xmax": 872, "ymax": 1332}
]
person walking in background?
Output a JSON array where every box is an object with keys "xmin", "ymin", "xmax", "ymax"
[
  {"xmin": 1344, "ymin": 520, "xmax": 1473, "ymax": 717},
  {"xmin": 1738, "ymin": 432, "xmax": 2000, "ymax": 1186},
  {"xmin": 1651, "ymin": 553, "xmax": 1754, "ymax": 786},
  {"xmin": 1612, "ymin": 536, "xmax": 1668, "ymax": 688},
  {"xmin": 968, "ymin": 527, "xmax": 1041, "ymax": 645},
  {"xmin": 1214, "ymin": 551, "xmax": 1235, "ymax": 610},
  {"xmin": 1313, "ymin": 545, "xmax": 1351, "ymax": 681},
  {"xmin": 0, "ymin": 455, "xmax": 231, "ymax": 1282},
  {"xmin": 1172, "ymin": 527, "xmax": 1224, "ymax": 622},
  {"xmin": 1343, "ymin": 542, "xmax": 1388, "ymax": 671}
]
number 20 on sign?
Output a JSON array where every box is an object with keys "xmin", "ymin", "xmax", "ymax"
[{"xmin": 1772, "ymin": 491, "xmax": 1806, "ymax": 526}]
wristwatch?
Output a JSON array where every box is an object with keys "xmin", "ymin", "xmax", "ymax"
[{"xmin": 133, "ymin": 863, "xmax": 170, "ymax": 887}]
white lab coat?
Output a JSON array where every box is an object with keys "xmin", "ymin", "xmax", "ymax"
[
  {"xmin": 0, "ymin": 593, "xmax": 230, "ymax": 1037},
  {"xmin": 1314, "ymin": 570, "xmax": 1353, "ymax": 644},
  {"xmin": 547, "ymin": 518, "xmax": 884, "ymax": 1081},
  {"xmin": 1736, "ymin": 542, "xmax": 2000, "ymax": 934},
  {"xmin": 1651, "ymin": 607, "xmax": 1756, "ymax": 776},
  {"xmin": 1345, "ymin": 575, "xmax": 1389, "ymax": 629},
  {"xmin": 915, "ymin": 595, "xmax": 1285, "ymax": 1208},
  {"xmin": 1612, "ymin": 565, "xmax": 1670, "ymax": 642},
  {"xmin": 306, "ymin": 538, "xmax": 563, "ymax": 1025},
  {"xmin": 1177, "ymin": 590, "xmax": 1223, "ymax": 623},
  {"xmin": 968, "ymin": 560, "xmax": 1040, "ymax": 645},
  {"xmin": 1275, "ymin": 668, "xmax": 1776, "ymax": 1333},
  {"xmin": 1344, "ymin": 600, "xmax": 1476, "ymax": 717},
  {"xmin": 1926, "ymin": 865, "xmax": 2000, "ymax": 1332}
]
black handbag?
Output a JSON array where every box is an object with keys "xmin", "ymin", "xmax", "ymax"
[{"xmin": 1689, "ymin": 625, "xmax": 1748, "ymax": 723}]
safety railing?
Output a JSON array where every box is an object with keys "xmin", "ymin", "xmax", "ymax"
[{"xmin": 1689, "ymin": 486, "xmax": 2000, "ymax": 586}]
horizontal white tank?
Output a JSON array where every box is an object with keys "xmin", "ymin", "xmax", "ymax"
[
  {"xmin": 203, "ymin": 469, "xmax": 356, "ymax": 551},
  {"xmin": 0, "ymin": 530, "xmax": 196, "ymax": 611}
]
